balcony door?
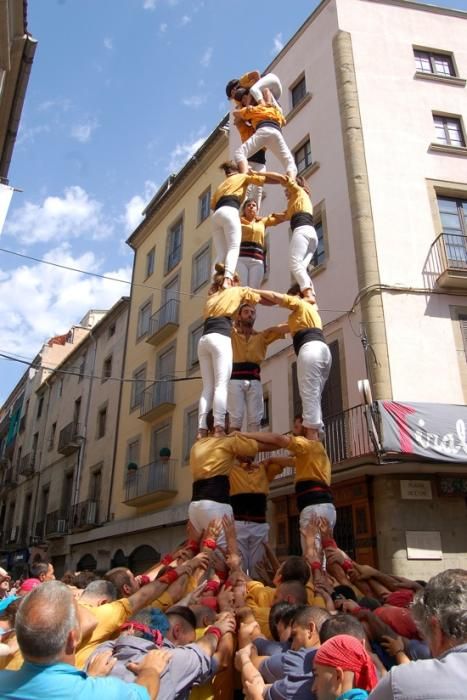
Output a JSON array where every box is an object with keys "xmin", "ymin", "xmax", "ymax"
[
  {"xmin": 156, "ymin": 346, "xmax": 175, "ymax": 405},
  {"xmin": 161, "ymin": 276, "xmax": 179, "ymax": 326},
  {"xmin": 437, "ymin": 196, "xmax": 467, "ymax": 268},
  {"xmin": 151, "ymin": 423, "xmax": 171, "ymax": 463}
]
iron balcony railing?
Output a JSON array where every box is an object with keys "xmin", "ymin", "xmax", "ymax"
[
  {"xmin": 18, "ymin": 452, "xmax": 36, "ymax": 477},
  {"xmin": 58, "ymin": 421, "xmax": 83, "ymax": 454},
  {"xmin": 124, "ymin": 459, "xmax": 176, "ymax": 504},
  {"xmin": 148, "ymin": 298, "xmax": 180, "ymax": 340},
  {"xmin": 428, "ymin": 232, "xmax": 467, "ymax": 287},
  {"xmin": 70, "ymin": 499, "xmax": 99, "ymax": 531},
  {"xmin": 46, "ymin": 509, "xmax": 69, "ymax": 537},
  {"xmin": 140, "ymin": 380, "xmax": 175, "ymax": 419}
]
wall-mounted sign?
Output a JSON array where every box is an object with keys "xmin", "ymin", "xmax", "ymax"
[{"xmin": 400, "ymin": 480, "xmax": 432, "ymax": 500}]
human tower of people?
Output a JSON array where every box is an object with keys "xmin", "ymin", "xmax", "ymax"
[
  {"xmin": 191, "ymin": 69, "xmax": 334, "ymax": 576},
  {"xmin": 0, "ymin": 70, "xmax": 465, "ymax": 700}
]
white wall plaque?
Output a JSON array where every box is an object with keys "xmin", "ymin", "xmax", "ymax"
[
  {"xmin": 400, "ymin": 480, "xmax": 432, "ymax": 500},
  {"xmin": 406, "ymin": 531, "xmax": 442, "ymax": 560}
]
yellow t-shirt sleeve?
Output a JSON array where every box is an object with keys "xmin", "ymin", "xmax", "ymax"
[
  {"xmin": 230, "ymin": 435, "xmax": 258, "ymax": 458},
  {"xmin": 266, "ymin": 461, "xmax": 284, "ymax": 481},
  {"xmin": 151, "ymin": 591, "xmax": 173, "ymax": 611},
  {"xmin": 241, "ymin": 288, "xmax": 261, "ymax": 306},
  {"xmin": 246, "ymin": 173, "xmax": 266, "ymax": 187}
]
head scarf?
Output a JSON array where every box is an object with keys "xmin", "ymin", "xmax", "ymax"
[{"xmin": 315, "ymin": 634, "xmax": 378, "ymax": 691}]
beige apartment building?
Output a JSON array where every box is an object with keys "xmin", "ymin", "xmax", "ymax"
[
  {"xmin": 0, "ymin": 300, "xmax": 129, "ymax": 576},
  {"xmin": 98, "ymin": 0, "xmax": 466, "ymax": 578}
]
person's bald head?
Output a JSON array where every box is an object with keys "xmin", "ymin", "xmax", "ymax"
[{"xmin": 16, "ymin": 581, "xmax": 79, "ymax": 663}]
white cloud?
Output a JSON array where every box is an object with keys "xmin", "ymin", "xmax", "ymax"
[
  {"xmin": 123, "ymin": 180, "xmax": 158, "ymax": 233},
  {"xmin": 37, "ymin": 97, "xmax": 72, "ymax": 113},
  {"xmin": 272, "ymin": 32, "xmax": 284, "ymax": 54},
  {"xmin": 180, "ymin": 14, "xmax": 191, "ymax": 25},
  {"xmin": 168, "ymin": 132, "xmax": 207, "ymax": 173},
  {"xmin": 159, "ymin": 22, "xmax": 168, "ymax": 32},
  {"xmin": 182, "ymin": 95, "xmax": 206, "ymax": 108},
  {"xmin": 143, "ymin": 0, "xmax": 157, "ymax": 9},
  {"xmin": 4, "ymin": 186, "xmax": 114, "ymax": 244},
  {"xmin": 200, "ymin": 47, "xmax": 212, "ymax": 67},
  {"xmin": 103, "ymin": 37, "xmax": 113, "ymax": 50},
  {"xmin": 16, "ymin": 123, "xmax": 51, "ymax": 146},
  {"xmin": 71, "ymin": 117, "xmax": 99, "ymax": 143},
  {"xmin": 0, "ymin": 245, "xmax": 132, "ymax": 359}
]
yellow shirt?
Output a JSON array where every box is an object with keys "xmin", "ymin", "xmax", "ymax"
[
  {"xmin": 236, "ymin": 104, "xmax": 286, "ymax": 130},
  {"xmin": 190, "ymin": 435, "xmax": 258, "ymax": 481},
  {"xmin": 240, "ymin": 215, "xmax": 279, "ymax": 247},
  {"xmin": 211, "ymin": 173, "xmax": 266, "ymax": 210},
  {"xmin": 238, "ymin": 71, "xmax": 260, "ymax": 89},
  {"xmin": 229, "ymin": 460, "xmax": 283, "ymax": 496},
  {"xmin": 246, "ymin": 580, "xmax": 326, "ymax": 611},
  {"xmin": 280, "ymin": 294, "xmax": 323, "ymax": 334},
  {"xmin": 203, "ymin": 287, "xmax": 260, "ymax": 320},
  {"xmin": 284, "ymin": 177, "xmax": 313, "ymax": 217},
  {"xmin": 287, "ymin": 436, "xmax": 331, "ymax": 486},
  {"xmin": 75, "ymin": 598, "xmax": 132, "ymax": 668},
  {"xmin": 235, "ymin": 119, "xmax": 255, "ymax": 143},
  {"xmin": 231, "ymin": 326, "xmax": 285, "ymax": 365}
]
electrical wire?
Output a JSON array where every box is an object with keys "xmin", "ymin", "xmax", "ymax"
[
  {"xmin": 0, "ymin": 246, "xmax": 350, "ymax": 314},
  {"xmin": 0, "ymin": 351, "xmax": 202, "ymax": 384}
]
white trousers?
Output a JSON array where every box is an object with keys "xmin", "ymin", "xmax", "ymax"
[
  {"xmin": 289, "ymin": 224, "xmax": 318, "ymax": 292},
  {"xmin": 198, "ymin": 333, "xmax": 232, "ymax": 429},
  {"xmin": 236, "ymin": 127, "xmax": 297, "ymax": 179},
  {"xmin": 235, "ymin": 521, "xmax": 269, "ymax": 577},
  {"xmin": 211, "ymin": 205, "xmax": 241, "ymax": 280},
  {"xmin": 297, "ymin": 340, "xmax": 332, "ymax": 430},
  {"xmin": 246, "ymin": 161, "xmax": 266, "ymax": 209},
  {"xmin": 227, "ymin": 379, "xmax": 263, "ymax": 431},
  {"xmin": 249, "ymin": 73, "xmax": 282, "ymax": 106},
  {"xmin": 236, "ymin": 257, "xmax": 264, "ymax": 288},
  {"xmin": 299, "ymin": 503, "xmax": 336, "ymax": 556},
  {"xmin": 188, "ymin": 500, "xmax": 233, "ymax": 551}
]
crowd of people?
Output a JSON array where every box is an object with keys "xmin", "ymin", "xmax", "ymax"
[
  {"xmin": 1, "ymin": 69, "xmax": 466, "ymax": 700},
  {"xmin": 1, "ymin": 517, "xmax": 466, "ymax": 699}
]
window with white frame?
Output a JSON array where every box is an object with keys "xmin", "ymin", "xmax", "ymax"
[
  {"xmin": 184, "ymin": 406, "xmax": 198, "ymax": 462},
  {"xmin": 433, "ymin": 114, "xmax": 465, "ymax": 148},
  {"xmin": 291, "ymin": 76, "xmax": 306, "ymax": 109},
  {"xmin": 198, "ymin": 188, "xmax": 211, "ymax": 224},
  {"xmin": 414, "ymin": 49, "xmax": 455, "ymax": 77},
  {"xmin": 137, "ymin": 301, "xmax": 152, "ymax": 338},
  {"xmin": 131, "ymin": 366, "xmax": 146, "ymax": 410},
  {"xmin": 166, "ymin": 218, "xmax": 183, "ymax": 273},
  {"xmin": 146, "ymin": 247, "xmax": 155, "ymax": 278},
  {"xmin": 192, "ymin": 244, "xmax": 211, "ymax": 292},
  {"xmin": 188, "ymin": 321, "xmax": 204, "ymax": 369},
  {"xmin": 294, "ymin": 139, "xmax": 312, "ymax": 174}
]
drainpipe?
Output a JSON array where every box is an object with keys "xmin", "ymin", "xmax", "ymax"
[
  {"xmin": 30, "ymin": 367, "xmax": 53, "ymax": 538},
  {"xmin": 106, "ymin": 300, "xmax": 131, "ymax": 522},
  {"xmin": 72, "ymin": 329, "xmax": 97, "ymax": 508},
  {"xmin": 332, "ymin": 31, "xmax": 392, "ymax": 400}
]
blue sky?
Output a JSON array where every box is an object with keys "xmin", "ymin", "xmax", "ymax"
[{"xmin": 1, "ymin": 0, "xmax": 466, "ymax": 402}]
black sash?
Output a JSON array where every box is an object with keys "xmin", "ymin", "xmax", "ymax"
[
  {"xmin": 215, "ymin": 195, "xmax": 241, "ymax": 211},
  {"xmin": 203, "ymin": 316, "xmax": 232, "ymax": 338},
  {"xmin": 248, "ymin": 149, "xmax": 266, "ymax": 165},
  {"xmin": 239, "ymin": 241, "xmax": 265, "ymax": 261},
  {"xmin": 192, "ymin": 475, "xmax": 230, "ymax": 504},
  {"xmin": 291, "ymin": 212, "xmax": 314, "ymax": 230},
  {"xmin": 231, "ymin": 493, "xmax": 267, "ymax": 522},
  {"xmin": 292, "ymin": 328, "xmax": 326, "ymax": 356},
  {"xmin": 295, "ymin": 479, "xmax": 333, "ymax": 512},
  {"xmin": 231, "ymin": 362, "xmax": 261, "ymax": 381},
  {"xmin": 256, "ymin": 120, "xmax": 281, "ymax": 131}
]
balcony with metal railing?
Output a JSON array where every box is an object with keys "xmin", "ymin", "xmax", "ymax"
[
  {"xmin": 58, "ymin": 421, "xmax": 84, "ymax": 455},
  {"xmin": 46, "ymin": 509, "xmax": 68, "ymax": 538},
  {"xmin": 123, "ymin": 459, "xmax": 177, "ymax": 507},
  {"xmin": 266, "ymin": 404, "xmax": 375, "ymax": 488},
  {"xmin": 427, "ymin": 232, "xmax": 467, "ymax": 290},
  {"xmin": 139, "ymin": 380, "xmax": 175, "ymax": 422},
  {"xmin": 146, "ymin": 298, "xmax": 180, "ymax": 346},
  {"xmin": 70, "ymin": 499, "xmax": 99, "ymax": 532},
  {"xmin": 18, "ymin": 452, "xmax": 36, "ymax": 478}
]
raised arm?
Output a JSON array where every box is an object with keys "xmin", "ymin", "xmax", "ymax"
[
  {"xmin": 241, "ymin": 431, "xmax": 291, "ymax": 450},
  {"xmin": 251, "ymin": 289, "xmax": 286, "ymax": 306},
  {"xmin": 261, "ymin": 171, "xmax": 288, "ymax": 185}
]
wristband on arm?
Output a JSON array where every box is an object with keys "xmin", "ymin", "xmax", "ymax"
[{"xmin": 206, "ymin": 626, "xmax": 223, "ymax": 642}]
